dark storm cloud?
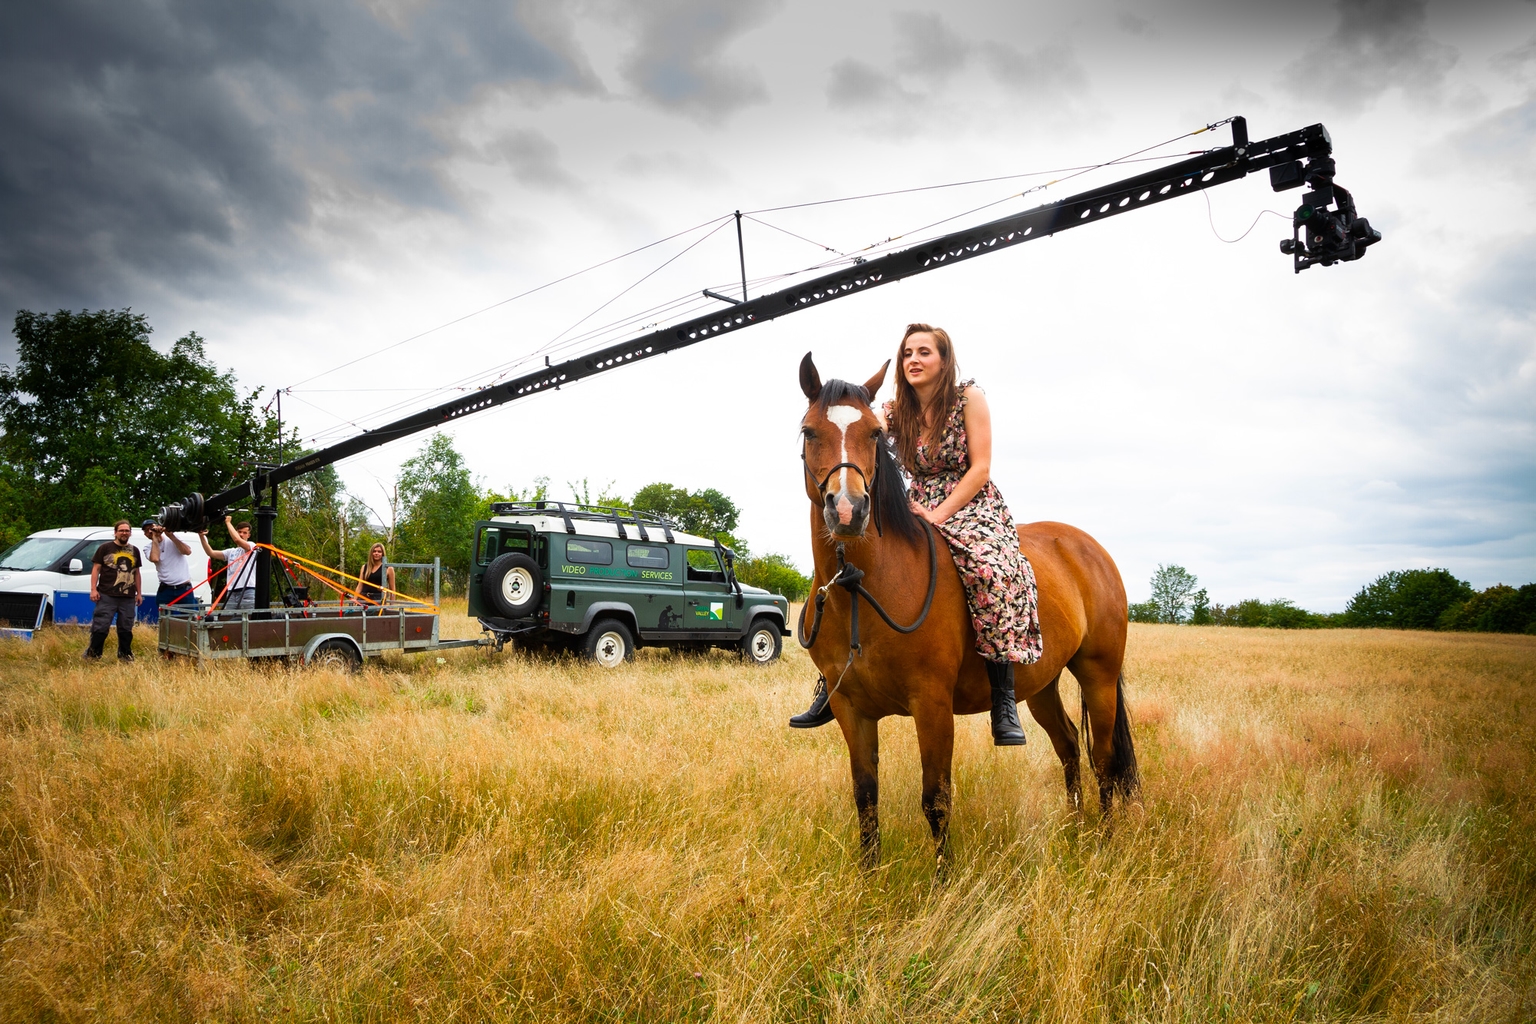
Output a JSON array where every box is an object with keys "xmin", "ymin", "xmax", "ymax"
[
  {"xmin": 615, "ymin": 0, "xmax": 780, "ymax": 123},
  {"xmin": 1282, "ymin": 0, "xmax": 1458, "ymax": 112},
  {"xmin": 0, "ymin": 0, "xmax": 597, "ymax": 315},
  {"xmin": 826, "ymin": 11, "xmax": 1087, "ymax": 113}
]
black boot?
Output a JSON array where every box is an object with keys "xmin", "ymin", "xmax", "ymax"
[
  {"xmin": 986, "ymin": 661, "xmax": 1026, "ymax": 746},
  {"xmin": 789, "ymin": 674, "xmax": 835, "ymax": 729}
]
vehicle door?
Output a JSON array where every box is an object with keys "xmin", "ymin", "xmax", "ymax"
[{"xmin": 683, "ymin": 547, "xmax": 739, "ymax": 634}]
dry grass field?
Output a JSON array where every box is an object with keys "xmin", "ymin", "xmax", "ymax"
[{"xmin": 2, "ymin": 608, "xmax": 1533, "ymax": 1022}]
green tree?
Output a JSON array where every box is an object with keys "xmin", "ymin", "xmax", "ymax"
[
  {"xmin": 394, "ymin": 432, "xmax": 479, "ymax": 591},
  {"xmin": 1345, "ymin": 568, "xmax": 1473, "ymax": 629},
  {"xmin": 1150, "ymin": 564, "xmax": 1199, "ymax": 624},
  {"xmin": 474, "ymin": 476, "xmax": 550, "ymax": 522},
  {"xmin": 1128, "ymin": 599, "xmax": 1160, "ymax": 623},
  {"xmin": 734, "ymin": 552, "xmax": 812, "ymax": 602},
  {"xmin": 1190, "ymin": 588, "xmax": 1212, "ymax": 625},
  {"xmin": 1438, "ymin": 583, "xmax": 1536, "ymax": 634},
  {"xmin": 631, "ymin": 482, "xmax": 743, "ymax": 548},
  {"xmin": 0, "ymin": 309, "xmax": 279, "ymax": 526}
]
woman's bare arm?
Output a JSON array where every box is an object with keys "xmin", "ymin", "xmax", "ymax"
[{"xmin": 914, "ymin": 386, "xmax": 993, "ymax": 525}]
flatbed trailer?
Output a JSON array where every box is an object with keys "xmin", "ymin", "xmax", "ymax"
[{"xmin": 157, "ymin": 603, "xmax": 487, "ymax": 668}]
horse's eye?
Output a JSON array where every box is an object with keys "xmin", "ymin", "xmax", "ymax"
[{"xmin": 801, "ymin": 427, "xmax": 816, "ymax": 440}]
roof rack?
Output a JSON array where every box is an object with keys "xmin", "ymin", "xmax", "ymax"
[{"xmin": 488, "ymin": 501, "xmax": 677, "ymax": 542}]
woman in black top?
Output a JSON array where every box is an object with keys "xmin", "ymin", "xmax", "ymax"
[{"xmin": 359, "ymin": 542, "xmax": 396, "ymax": 607}]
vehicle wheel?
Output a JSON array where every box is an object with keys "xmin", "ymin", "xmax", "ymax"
[
  {"xmin": 740, "ymin": 618, "xmax": 782, "ymax": 665},
  {"xmin": 483, "ymin": 553, "xmax": 542, "ymax": 618},
  {"xmin": 309, "ymin": 638, "xmax": 362, "ymax": 672},
  {"xmin": 583, "ymin": 618, "xmax": 634, "ymax": 669}
]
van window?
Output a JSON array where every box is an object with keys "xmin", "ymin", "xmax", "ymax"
[
  {"xmin": 478, "ymin": 528, "xmax": 530, "ymax": 566},
  {"xmin": 686, "ymin": 548, "xmax": 725, "ymax": 582},
  {"xmin": 565, "ymin": 539, "xmax": 612, "ymax": 565},
  {"xmin": 626, "ymin": 545, "xmax": 670, "ymax": 569}
]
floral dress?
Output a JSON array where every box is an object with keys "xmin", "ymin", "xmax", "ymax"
[{"xmin": 886, "ymin": 381, "xmax": 1043, "ymax": 665}]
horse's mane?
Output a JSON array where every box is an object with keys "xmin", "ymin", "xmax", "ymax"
[{"xmin": 813, "ymin": 379, "xmax": 927, "ymax": 546}]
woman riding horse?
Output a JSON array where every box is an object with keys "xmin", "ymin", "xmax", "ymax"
[{"xmin": 791, "ymin": 323, "xmax": 1042, "ymax": 745}]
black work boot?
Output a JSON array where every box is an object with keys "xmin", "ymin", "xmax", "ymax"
[
  {"xmin": 986, "ymin": 661, "xmax": 1026, "ymax": 746},
  {"xmin": 789, "ymin": 674, "xmax": 835, "ymax": 729}
]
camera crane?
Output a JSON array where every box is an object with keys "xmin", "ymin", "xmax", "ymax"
[{"xmin": 160, "ymin": 116, "xmax": 1380, "ymax": 609}]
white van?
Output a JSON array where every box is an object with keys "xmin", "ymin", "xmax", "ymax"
[{"xmin": 0, "ymin": 526, "xmax": 212, "ymax": 624}]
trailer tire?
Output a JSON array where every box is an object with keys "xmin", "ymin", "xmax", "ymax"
[
  {"xmin": 483, "ymin": 553, "xmax": 542, "ymax": 618},
  {"xmin": 584, "ymin": 618, "xmax": 634, "ymax": 669},
  {"xmin": 310, "ymin": 638, "xmax": 362, "ymax": 672}
]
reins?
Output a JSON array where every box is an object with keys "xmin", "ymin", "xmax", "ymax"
[{"xmin": 797, "ymin": 521, "xmax": 939, "ymax": 698}]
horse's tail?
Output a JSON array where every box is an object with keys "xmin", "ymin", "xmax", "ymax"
[{"xmin": 1081, "ymin": 673, "xmax": 1140, "ymax": 800}]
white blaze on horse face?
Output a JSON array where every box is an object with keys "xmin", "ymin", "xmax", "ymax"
[{"xmin": 825, "ymin": 404, "xmax": 865, "ymax": 524}]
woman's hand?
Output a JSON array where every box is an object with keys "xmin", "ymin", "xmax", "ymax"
[{"xmin": 909, "ymin": 500, "xmax": 946, "ymax": 525}]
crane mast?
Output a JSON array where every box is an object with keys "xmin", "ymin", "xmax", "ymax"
[{"xmin": 159, "ymin": 116, "xmax": 1380, "ymax": 609}]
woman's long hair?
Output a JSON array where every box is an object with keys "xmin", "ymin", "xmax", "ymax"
[
  {"xmin": 364, "ymin": 543, "xmax": 386, "ymax": 575},
  {"xmin": 889, "ymin": 323, "xmax": 959, "ymax": 473}
]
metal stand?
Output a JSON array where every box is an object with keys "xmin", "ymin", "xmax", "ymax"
[{"xmin": 254, "ymin": 503, "xmax": 276, "ymax": 610}]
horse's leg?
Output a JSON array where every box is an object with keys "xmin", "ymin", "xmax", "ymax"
[
  {"xmin": 1024, "ymin": 673, "xmax": 1082, "ymax": 812},
  {"xmin": 1072, "ymin": 652, "xmax": 1137, "ymax": 818},
  {"xmin": 912, "ymin": 699, "xmax": 955, "ymax": 866},
  {"xmin": 836, "ymin": 710, "xmax": 882, "ymax": 867}
]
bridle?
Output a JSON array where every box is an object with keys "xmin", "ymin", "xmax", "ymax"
[{"xmin": 798, "ymin": 417, "xmax": 940, "ymax": 700}]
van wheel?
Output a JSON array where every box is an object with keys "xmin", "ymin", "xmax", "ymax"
[
  {"xmin": 483, "ymin": 553, "xmax": 542, "ymax": 618},
  {"xmin": 740, "ymin": 619, "xmax": 782, "ymax": 665},
  {"xmin": 584, "ymin": 618, "xmax": 634, "ymax": 669},
  {"xmin": 310, "ymin": 639, "xmax": 362, "ymax": 672}
]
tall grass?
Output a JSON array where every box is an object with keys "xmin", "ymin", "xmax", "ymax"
[{"xmin": 1, "ymin": 612, "xmax": 1533, "ymax": 1021}]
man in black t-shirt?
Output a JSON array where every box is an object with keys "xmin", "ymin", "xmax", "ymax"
[{"xmin": 85, "ymin": 519, "xmax": 143, "ymax": 661}]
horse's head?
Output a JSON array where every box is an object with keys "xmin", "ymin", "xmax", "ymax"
[{"xmin": 799, "ymin": 352, "xmax": 895, "ymax": 539}]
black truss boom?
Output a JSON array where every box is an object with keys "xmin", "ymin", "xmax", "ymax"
[{"xmin": 182, "ymin": 118, "xmax": 1343, "ymax": 520}]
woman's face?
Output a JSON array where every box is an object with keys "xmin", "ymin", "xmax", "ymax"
[
  {"xmin": 901, "ymin": 332, "xmax": 943, "ymax": 390},
  {"xmin": 370, "ymin": 545, "xmax": 383, "ymax": 562}
]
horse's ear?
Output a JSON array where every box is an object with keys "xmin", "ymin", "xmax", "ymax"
[
  {"xmin": 799, "ymin": 352, "xmax": 822, "ymax": 401},
  {"xmin": 862, "ymin": 360, "xmax": 890, "ymax": 401}
]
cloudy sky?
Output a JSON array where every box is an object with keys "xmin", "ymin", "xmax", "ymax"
[{"xmin": 3, "ymin": 0, "xmax": 1533, "ymax": 609}]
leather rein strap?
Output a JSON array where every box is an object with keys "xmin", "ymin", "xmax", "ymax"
[{"xmin": 796, "ymin": 523, "xmax": 938, "ymax": 653}]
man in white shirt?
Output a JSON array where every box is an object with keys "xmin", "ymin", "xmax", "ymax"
[
  {"xmin": 199, "ymin": 515, "xmax": 258, "ymax": 610},
  {"xmin": 145, "ymin": 519, "xmax": 196, "ymax": 611}
]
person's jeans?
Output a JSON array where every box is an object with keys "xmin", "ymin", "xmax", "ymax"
[
  {"xmin": 87, "ymin": 594, "xmax": 136, "ymax": 658},
  {"xmin": 225, "ymin": 588, "xmax": 256, "ymax": 610},
  {"xmin": 157, "ymin": 581, "xmax": 194, "ymax": 612}
]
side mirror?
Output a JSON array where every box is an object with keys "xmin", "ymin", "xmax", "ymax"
[{"xmin": 67, "ymin": 558, "xmax": 83, "ymax": 574}]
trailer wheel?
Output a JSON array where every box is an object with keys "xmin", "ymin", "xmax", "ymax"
[
  {"xmin": 310, "ymin": 638, "xmax": 362, "ymax": 672},
  {"xmin": 740, "ymin": 618, "xmax": 782, "ymax": 665},
  {"xmin": 584, "ymin": 618, "xmax": 634, "ymax": 669},
  {"xmin": 483, "ymin": 553, "xmax": 542, "ymax": 618}
]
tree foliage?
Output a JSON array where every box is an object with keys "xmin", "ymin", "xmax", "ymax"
[
  {"xmin": 394, "ymin": 433, "xmax": 479, "ymax": 590},
  {"xmin": 0, "ymin": 309, "xmax": 279, "ymax": 531},
  {"xmin": 734, "ymin": 552, "xmax": 811, "ymax": 602},
  {"xmin": 1437, "ymin": 583, "xmax": 1536, "ymax": 634},
  {"xmin": 1345, "ymin": 568, "xmax": 1473, "ymax": 629},
  {"xmin": 1150, "ymin": 564, "xmax": 1200, "ymax": 624}
]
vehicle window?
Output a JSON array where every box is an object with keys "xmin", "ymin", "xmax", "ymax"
[
  {"xmin": 686, "ymin": 548, "xmax": 725, "ymax": 582},
  {"xmin": 0, "ymin": 537, "xmax": 82, "ymax": 571},
  {"xmin": 565, "ymin": 539, "xmax": 613, "ymax": 565},
  {"xmin": 478, "ymin": 528, "xmax": 530, "ymax": 565},
  {"xmin": 626, "ymin": 544, "xmax": 670, "ymax": 569}
]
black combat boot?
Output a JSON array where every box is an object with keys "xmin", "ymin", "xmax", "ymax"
[
  {"xmin": 789, "ymin": 674, "xmax": 834, "ymax": 729},
  {"xmin": 986, "ymin": 661, "xmax": 1026, "ymax": 746}
]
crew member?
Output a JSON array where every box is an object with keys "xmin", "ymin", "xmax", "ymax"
[
  {"xmin": 84, "ymin": 519, "xmax": 142, "ymax": 661},
  {"xmin": 199, "ymin": 515, "xmax": 258, "ymax": 610},
  {"xmin": 145, "ymin": 519, "xmax": 196, "ymax": 612}
]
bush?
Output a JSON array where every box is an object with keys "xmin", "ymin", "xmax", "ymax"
[
  {"xmin": 1209, "ymin": 599, "xmax": 1334, "ymax": 629},
  {"xmin": 1128, "ymin": 599, "xmax": 1160, "ymax": 623}
]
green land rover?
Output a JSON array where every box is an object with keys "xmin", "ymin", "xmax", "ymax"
[{"xmin": 469, "ymin": 502, "xmax": 790, "ymax": 667}]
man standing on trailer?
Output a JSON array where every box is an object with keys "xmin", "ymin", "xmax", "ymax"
[
  {"xmin": 145, "ymin": 519, "xmax": 196, "ymax": 611},
  {"xmin": 84, "ymin": 519, "xmax": 142, "ymax": 661},
  {"xmin": 199, "ymin": 515, "xmax": 258, "ymax": 610}
]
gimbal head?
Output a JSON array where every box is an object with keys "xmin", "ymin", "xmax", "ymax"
[{"xmin": 1269, "ymin": 141, "xmax": 1381, "ymax": 272}]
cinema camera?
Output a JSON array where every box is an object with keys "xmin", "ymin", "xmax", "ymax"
[{"xmin": 1269, "ymin": 146, "xmax": 1380, "ymax": 272}]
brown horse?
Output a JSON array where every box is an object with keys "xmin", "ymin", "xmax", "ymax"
[{"xmin": 797, "ymin": 354, "xmax": 1137, "ymax": 865}]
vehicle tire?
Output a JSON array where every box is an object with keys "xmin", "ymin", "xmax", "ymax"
[
  {"xmin": 309, "ymin": 638, "xmax": 362, "ymax": 672},
  {"xmin": 483, "ymin": 553, "xmax": 542, "ymax": 618},
  {"xmin": 583, "ymin": 618, "xmax": 634, "ymax": 669},
  {"xmin": 740, "ymin": 618, "xmax": 782, "ymax": 665}
]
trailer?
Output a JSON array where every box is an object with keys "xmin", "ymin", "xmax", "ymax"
[{"xmin": 157, "ymin": 603, "xmax": 487, "ymax": 668}]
